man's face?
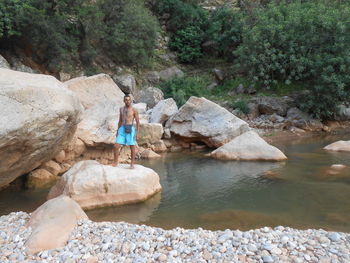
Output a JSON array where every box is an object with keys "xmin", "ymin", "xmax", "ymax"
[{"xmin": 124, "ymin": 96, "xmax": 132, "ymax": 106}]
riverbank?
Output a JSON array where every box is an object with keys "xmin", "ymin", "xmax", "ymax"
[{"xmin": 1, "ymin": 212, "xmax": 349, "ymax": 263}]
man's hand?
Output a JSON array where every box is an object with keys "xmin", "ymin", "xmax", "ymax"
[{"xmin": 136, "ymin": 132, "xmax": 140, "ymax": 142}]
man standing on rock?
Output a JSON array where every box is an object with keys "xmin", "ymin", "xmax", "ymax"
[{"xmin": 112, "ymin": 94, "xmax": 140, "ymax": 169}]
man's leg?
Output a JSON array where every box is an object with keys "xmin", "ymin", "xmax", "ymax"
[
  {"xmin": 112, "ymin": 143, "xmax": 121, "ymax": 166},
  {"xmin": 130, "ymin": 145, "xmax": 136, "ymax": 169}
]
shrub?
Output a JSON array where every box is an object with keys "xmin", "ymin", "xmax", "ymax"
[
  {"xmin": 236, "ymin": 1, "xmax": 350, "ymax": 119},
  {"xmin": 158, "ymin": 76, "xmax": 210, "ymax": 106},
  {"xmin": 231, "ymin": 99, "xmax": 250, "ymax": 114},
  {"xmin": 205, "ymin": 6, "xmax": 243, "ymax": 59}
]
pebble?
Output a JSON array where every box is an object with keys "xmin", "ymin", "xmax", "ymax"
[{"xmin": 0, "ymin": 212, "xmax": 349, "ymax": 262}]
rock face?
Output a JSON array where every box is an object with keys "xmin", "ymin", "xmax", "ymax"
[
  {"xmin": 48, "ymin": 160, "xmax": 162, "ymax": 209},
  {"xmin": 112, "ymin": 74, "xmax": 136, "ymax": 94},
  {"xmin": 65, "ymin": 74, "xmax": 125, "ymax": 146},
  {"xmin": 150, "ymin": 98, "xmax": 178, "ymax": 125},
  {"xmin": 168, "ymin": 96, "xmax": 250, "ymax": 148},
  {"xmin": 139, "ymin": 123, "xmax": 164, "ymax": 146},
  {"xmin": 324, "ymin": 140, "xmax": 350, "ymax": 152},
  {"xmin": 136, "ymin": 87, "xmax": 164, "ymax": 108},
  {"xmin": 25, "ymin": 195, "xmax": 88, "ymax": 254},
  {"xmin": 0, "ymin": 69, "xmax": 82, "ymax": 188},
  {"xmin": 251, "ymin": 96, "xmax": 294, "ymax": 116},
  {"xmin": 209, "ymin": 131, "xmax": 287, "ymax": 161}
]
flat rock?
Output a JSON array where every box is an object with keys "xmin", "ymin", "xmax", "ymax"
[
  {"xmin": 25, "ymin": 195, "xmax": 88, "ymax": 254},
  {"xmin": 209, "ymin": 131, "xmax": 287, "ymax": 161},
  {"xmin": 0, "ymin": 69, "xmax": 82, "ymax": 187},
  {"xmin": 324, "ymin": 140, "xmax": 350, "ymax": 152},
  {"xmin": 47, "ymin": 160, "xmax": 162, "ymax": 209},
  {"xmin": 168, "ymin": 96, "xmax": 250, "ymax": 147}
]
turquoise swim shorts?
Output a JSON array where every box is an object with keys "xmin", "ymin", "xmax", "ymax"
[{"xmin": 116, "ymin": 125, "xmax": 136, "ymax": 146}]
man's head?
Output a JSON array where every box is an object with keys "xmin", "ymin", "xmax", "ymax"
[{"xmin": 124, "ymin": 94, "xmax": 132, "ymax": 107}]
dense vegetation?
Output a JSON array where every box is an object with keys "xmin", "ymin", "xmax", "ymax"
[
  {"xmin": 0, "ymin": 0, "xmax": 159, "ymax": 71},
  {"xmin": 1, "ymin": 0, "xmax": 349, "ymax": 120}
]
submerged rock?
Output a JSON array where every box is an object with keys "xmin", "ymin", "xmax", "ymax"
[
  {"xmin": 209, "ymin": 131, "xmax": 287, "ymax": 161},
  {"xmin": 47, "ymin": 160, "xmax": 162, "ymax": 209},
  {"xmin": 324, "ymin": 140, "xmax": 350, "ymax": 152}
]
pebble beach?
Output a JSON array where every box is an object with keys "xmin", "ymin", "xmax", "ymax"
[{"xmin": 1, "ymin": 212, "xmax": 349, "ymax": 263}]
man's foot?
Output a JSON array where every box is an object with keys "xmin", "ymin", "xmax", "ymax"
[
  {"xmin": 111, "ymin": 162, "xmax": 118, "ymax": 167},
  {"xmin": 130, "ymin": 164, "xmax": 135, "ymax": 169}
]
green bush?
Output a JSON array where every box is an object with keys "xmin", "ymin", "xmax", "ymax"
[
  {"xmin": 158, "ymin": 76, "xmax": 210, "ymax": 106},
  {"xmin": 236, "ymin": 1, "xmax": 350, "ymax": 119},
  {"xmin": 205, "ymin": 6, "xmax": 243, "ymax": 59},
  {"xmin": 231, "ymin": 99, "xmax": 250, "ymax": 114}
]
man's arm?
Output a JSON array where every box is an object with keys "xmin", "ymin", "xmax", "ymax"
[
  {"xmin": 134, "ymin": 109, "xmax": 140, "ymax": 141},
  {"xmin": 116, "ymin": 107, "xmax": 123, "ymax": 136}
]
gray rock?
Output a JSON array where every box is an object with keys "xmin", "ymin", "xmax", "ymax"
[
  {"xmin": 236, "ymin": 84, "xmax": 245, "ymax": 94},
  {"xmin": 112, "ymin": 74, "xmax": 136, "ymax": 94},
  {"xmin": 0, "ymin": 55, "xmax": 10, "ymax": 69},
  {"xmin": 213, "ymin": 68, "xmax": 225, "ymax": 82},
  {"xmin": 145, "ymin": 71, "xmax": 160, "ymax": 84},
  {"xmin": 206, "ymin": 82, "xmax": 218, "ymax": 91},
  {"xmin": 135, "ymin": 87, "xmax": 164, "ymax": 108},
  {"xmin": 262, "ymin": 255, "xmax": 274, "ymax": 262},
  {"xmin": 336, "ymin": 104, "xmax": 350, "ymax": 121},
  {"xmin": 159, "ymin": 66, "xmax": 184, "ymax": 81},
  {"xmin": 251, "ymin": 96, "xmax": 294, "ymax": 116}
]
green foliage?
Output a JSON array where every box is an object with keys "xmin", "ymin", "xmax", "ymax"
[
  {"xmin": 236, "ymin": 1, "xmax": 350, "ymax": 119},
  {"xmin": 205, "ymin": 6, "xmax": 243, "ymax": 59},
  {"xmin": 158, "ymin": 75, "xmax": 210, "ymax": 106},
  {"xmin": 0, "ymin": 0, "xmax": 159, "ymax": 71},
  {"xmin": 102, "ymin": 0, "xmax": 159, "ymax": 67},
  {"xmin": 230, "ymin": 99, "xmax": 250, "ymax": 114},
  {"xmin": 169, "ymin": 26, "xmax": 203, "ymax": 63}
]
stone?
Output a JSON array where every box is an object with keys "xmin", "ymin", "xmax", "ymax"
[
  {"xmin": 150, "ymin": 98, "xmax": 178, "ymax": 125},
  {"xmin": 159, "ymin": 66, "xmax": 184, "ymax": 81},
  {"xmin": 140, "ymin": 149, "xmax": 161, "ymax": 159},
  {"xmin": 54, "ymin": 150, "xmax": 66, "ymax": 163},
  {"xmin": 65, "ymin": 74, "xmax": 125, "ymax": 147},
  {"xmin": 252, "ymin": 96, "xmax": 294, "ymax": 116},
  {"xmin": 112, "ymin": 74, "xmax": 136, "ymax": 94},
  {"xmin": 11, "ymin": 59, "xmax": 37, "ymax": 73},
  {"xmin": 324, "ymin": 140, "xmax": 350, "ymax": 152},
  {"xmin": 134, "ymin": 103, "xmax": 149, "ymax": 124},
  {"xmin": 206, "ymin": 82, "xmax": 218, "ymax": 91},
  {"xmin": 0, "ymin": 69, "xmax": 82, "ymax": 188},
  {"xmin": 213, "ymin": 68, "xmax": 225, "ymax": 82},
  {"xmin": 145, "ymin": 71, "xmax": 160, "ymax": 84},
  {"xmin": 163, "ymin": 128, "xmax": 171, "ymax": 139},
  {"xmin": 47, "ymin": 160, "xmax": 162, "ymax": 209},
  {"xmin": 59, "ymin": 72, "xmax": 71, "ymax": 82},
  {"xmin": 209, "ymin": 131, "xmax": 287, "ymax": 161},
  {"xmin": 135, "ymin": 87, "xmax": 164, "ymax": 108},
  {"xmin": 26, "ymin": 169, "xmax": 57, "ymax": 188},
  {"xmin": 168, "ymin": 96, "xmax": 250, "ymax": 148},
  {"xmin": 39, "ymin": 160, "xmax": 62, "ymax": 176},
  {"xmin": 138, "ymin": 123, "xmax": 163, "ymax": 146},
  {"xmin": 330, "ymin": 164, "xmax": 346, "ymax": 170},
  {"xmin": 336, "ymin": 104, "xmax": 350, "ymax": 121},
  {"xmin": 0, "ymin": 55, "xmax": 10, "ymax": 69},
  {"xmin": 25, "ymin": 195, "xmax": 88, "ymax": 254},
  {"xmin": 246, "ymin": 85, "xmax": 257, "ymax": 95},
  {"xmin": 153, "ymin": 140, "xmax": 167, "ymax": 153},
  {"xmin": 236, "ymin": 84, "xmax": 245, "ymax": 94}
]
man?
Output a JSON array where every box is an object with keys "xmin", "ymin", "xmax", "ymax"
[{"xmin": 112, "ymin": 94, "xmax": 140, "ymax": 169}]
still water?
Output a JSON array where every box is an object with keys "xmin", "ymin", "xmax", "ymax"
[{"xmin": 1, "ymin": 133, "xmax": 350, "ymax": 232}]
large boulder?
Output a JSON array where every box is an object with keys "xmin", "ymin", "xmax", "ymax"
[
  {"xmin": 138, "ymin": 123, "xmax": 164, "ymax": 146},
  {"xmin": 25, "ymin": 195, "xmax": 88, "ymax": 254},
  {"xmin": 251, "ymin": 96, "xmax": 294, "ymax": 116},
  {"xmin": 65, "ymin": 74, "xmax": 125, "ymax": 146},
  {"xmin": 135, "ymin": 87, "xmax": 164, "ymax": 108},
  {"xmin": 0, "ymin": 69, "xmax": 82, "ymax": 188},
  {"xmin": 112, "ymin": 74, "xmax": 136, "ymax": 94},
  {"xmin": 150, "ymin": 98, "xmax": 178, "ymax": 125},
  {"xmin": 209, "ymin": 131, "xmax": 287, "ymax": 161},
  {"xmin": 168, "ymin": 96, "xmax": 250, "ymax": 148},
  {"xmin": 324, "ymin": 140, "xmax": 350, "ymax": 152},
  {"xmin": 47, "ymin": 160, "xmax": 162, "ymax": 209},
  {"xmin": 159, "ymin": 66, "xmax": 184, "ymax": 81}
]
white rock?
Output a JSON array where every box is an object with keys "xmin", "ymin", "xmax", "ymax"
[{"xmin": 150, "ymin": 98, "xmax": 178, "ymax": 125}]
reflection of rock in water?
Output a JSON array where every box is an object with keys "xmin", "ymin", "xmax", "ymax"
[
  {"xmin": 198, "ymin": 209, "xmax": 291, "ymax": 231},
  {"xmin": 86, "ymin": 192, "xmax": 161, "ymax": 223}
]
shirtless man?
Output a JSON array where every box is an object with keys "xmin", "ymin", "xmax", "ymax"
[{"xmin": 112, "ymin": 94, "xmax": 140, "ymax": 169}]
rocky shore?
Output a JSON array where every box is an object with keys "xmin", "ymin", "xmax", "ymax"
[{"xmin": 1, "ymin": 212, "xmax": 349, "ymax": 263}]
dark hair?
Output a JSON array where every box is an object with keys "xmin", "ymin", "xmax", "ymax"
[{"xmin": 124, "ymin": 94, "xmax": 132, "ymax": 98}]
